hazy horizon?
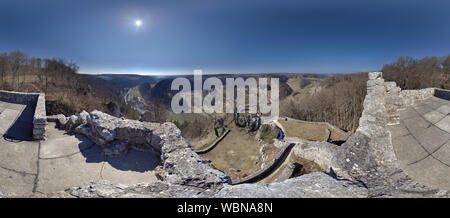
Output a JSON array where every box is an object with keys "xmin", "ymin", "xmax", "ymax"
[{"xmin": 78, "ymin": 69, "xmax": 370, "ymax": 76}]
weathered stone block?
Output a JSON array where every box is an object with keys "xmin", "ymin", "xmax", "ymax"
[
  {"xmin": 368, "ymin": 71, "xmax": 382, "ymax": 80},
  {"xmin": 46, "ymin": 114, "xmax": 66, "ymax": 122},
  {"xmin": 384, "ymin": 81, "xmax": 397, "ymax": 92},
  {"xmin": 33, "ymin": 128, "xmax": 45, "ymax": 135},
  {"xmin": 33, "ymin": 123, "xmax": 47, "ymax": 129},
  {"xmin": 367, "ymin": 78, "xmax": 385, "ymax": 88}
]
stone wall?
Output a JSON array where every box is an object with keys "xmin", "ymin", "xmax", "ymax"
[
  {"xmin": 33, "ymin": 93, "xmax": 47, "ymax": 140},
  {"xmin": 331, "ymin": 72, "xmax": 450, "ymax": 197},
  {"xmin": 276, "ymin": 117, "xmax": 351, "ymax": 141},
  {"xmin": 384, "ymin": 80, "xmax": 434, "ymax": 125},
  {"xmin": 291, "ymin": 138, "xmax": 339, "ymax": 171},
  {"xmin": 435, "ymin": 88, "xmax": 450, "ymax": 100},
  {"xmin": 232, "ymin": 143, "xmax": 295, "ymax": 185},
  {"xmin": 0, "ymin": 90, "xmax": 47, "ymax": 140},
  {"xmin": 195, "ymin": 129, "xmax": 231, "ymax": 154},
  {"xmin": 0, "ymin": 90, "xmax": 39, "ymax": 104}
]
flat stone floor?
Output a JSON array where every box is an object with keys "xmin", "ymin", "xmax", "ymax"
[
  {"xmin": 0, "ymin": 101, "xmax": 26, "ymax": 137},
  {"xmin": 390, "ymin": 96, "xmax": 450, "ymax": 191},
  {"xmin": 0, "ymin": 106, "xmax": 160, "ymax": 196}
]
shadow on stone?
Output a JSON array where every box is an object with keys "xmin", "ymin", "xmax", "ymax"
[
  {"xmin": 328, "ymin": 140, "xmax": 346, "ymax": 146},
  {"xmin": 106, "ymin": 149, "xmax": 161, "ymax": 172},
  {"xmin": 3, "ymin": 104, "xmax": 35, "ymax": 142},
  {"xmin": 76, "ymin": 134, "xmax": 161, "ymax": 172}
]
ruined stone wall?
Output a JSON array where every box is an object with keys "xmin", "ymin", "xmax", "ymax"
[
  {"xmin": 291, "ymin": 138, "xmax": 339, "ymax": 171},
  {"xmin": 331, "ymin": 72, "xmax": 449, "ymax": 197},
  {"xmin": 384, "ymin": 80, "xmax": 434, "ymax": 125},
  {"xmin": 0, "ymin": 90, "xmax": 47, "ymax": 140}
]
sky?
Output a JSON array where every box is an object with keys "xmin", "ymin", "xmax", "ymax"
[{"xmin": 0, "ymin": 0, "xmax": 449, "ymax": 75}]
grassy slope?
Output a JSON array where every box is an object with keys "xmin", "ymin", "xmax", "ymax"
[{"xmin": 200, "ymin": 123, "xmax": 264, "ymax": 180}]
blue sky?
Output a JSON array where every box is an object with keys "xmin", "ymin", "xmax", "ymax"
[{"xmin": 0, "ymin": 0, "xmax": 449, "ymax": 75}]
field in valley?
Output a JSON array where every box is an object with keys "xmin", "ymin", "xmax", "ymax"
[{"xmin": 200, "ymin": 123, "xmax": 280, "ymax": 180}]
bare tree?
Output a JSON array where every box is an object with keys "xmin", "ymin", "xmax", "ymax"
[
  {"xmin": 44, "ymin": 59, "xmax": 49, "ymax": 92},
  {"xmin": 27, "ymin": 57, "xmax": 36, "ymax": 85},
  {"xmin": 443, "ymin": 55, "xmax": 450, "ymax": 74},
  {"xmin": 7, "ymin": 50, "xmax": 27, "ymax": 89},
  {"xmin": 285, "ymin": 73, "xmax": 367, "ymax": 132},
  {"xmin": 142, "ymin": 98, "xmax": 167, "ymax": 123},
  {"xmin": 383, "ymin": 55, "xmax": 450, "ymax": 90},
  {"xmin": 0, "ymin": 52, "xmax": 7, "ymax": 88}
]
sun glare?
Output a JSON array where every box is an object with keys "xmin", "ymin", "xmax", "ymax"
[{"xmin": 135, "ymin": 20, "xmax": 142, "ymax": 27}]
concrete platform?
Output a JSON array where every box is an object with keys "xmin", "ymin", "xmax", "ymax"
[
  {"xmin": 0, "ymin": 138, "xmax": 39, "ymax": 174},
  {"xmin": 390, "ymin": 96, "xmax": 450, "ymax": 190},
  {"xmin": 0, "ymin": 167, "xmax": 36, "ymax": 195},
  {"xmin": 0, "ymin": 118, "xmax": 161, "ymax": 195},
  {"xmin": 0, "ymin": 102, "xmax": 26, "ymax": 137}
]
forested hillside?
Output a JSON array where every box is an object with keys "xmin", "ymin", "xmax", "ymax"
[
  {"xmin": 0, "ymin": 50, "xmax": 117, "ymax": 115},
  {"xmin": 382, "ymin": 55, "xmax": 450, "ymax": 90},
  {"xmin": 283, "ymin": 73, "xmax": 368, "ymax": 132}
]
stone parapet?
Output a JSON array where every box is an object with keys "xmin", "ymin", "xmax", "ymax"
[
  {"xmin": 33, "ymin": 93, "xmax": 47, "ymax": 140},
  {"xmin": 435, "ymin": 88, "xmax": 450, "ymax": 100},
  {"xmin": 331, "ymin": 72, "xmax": 450, "ymax": 197},
  {"xmin": 0, "ymin": 90, "xmax": 39, "ymax": 105},
  {"xmin": 0, "ymin": 90, "xmax": 47, "ymax": 140}
]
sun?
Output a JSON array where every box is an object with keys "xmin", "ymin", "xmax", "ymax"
[{"xmin": 135, "ymin": 20, "xmax": 142, "ymax": 27}]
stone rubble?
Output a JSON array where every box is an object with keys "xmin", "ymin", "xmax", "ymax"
[
  {"xmin": 0, "ymin": 191, "xmax": 15, "ymax": 198},
  {"xmin": 214, "ymin": 172, "xmax": 368, "ymax": 198}
]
